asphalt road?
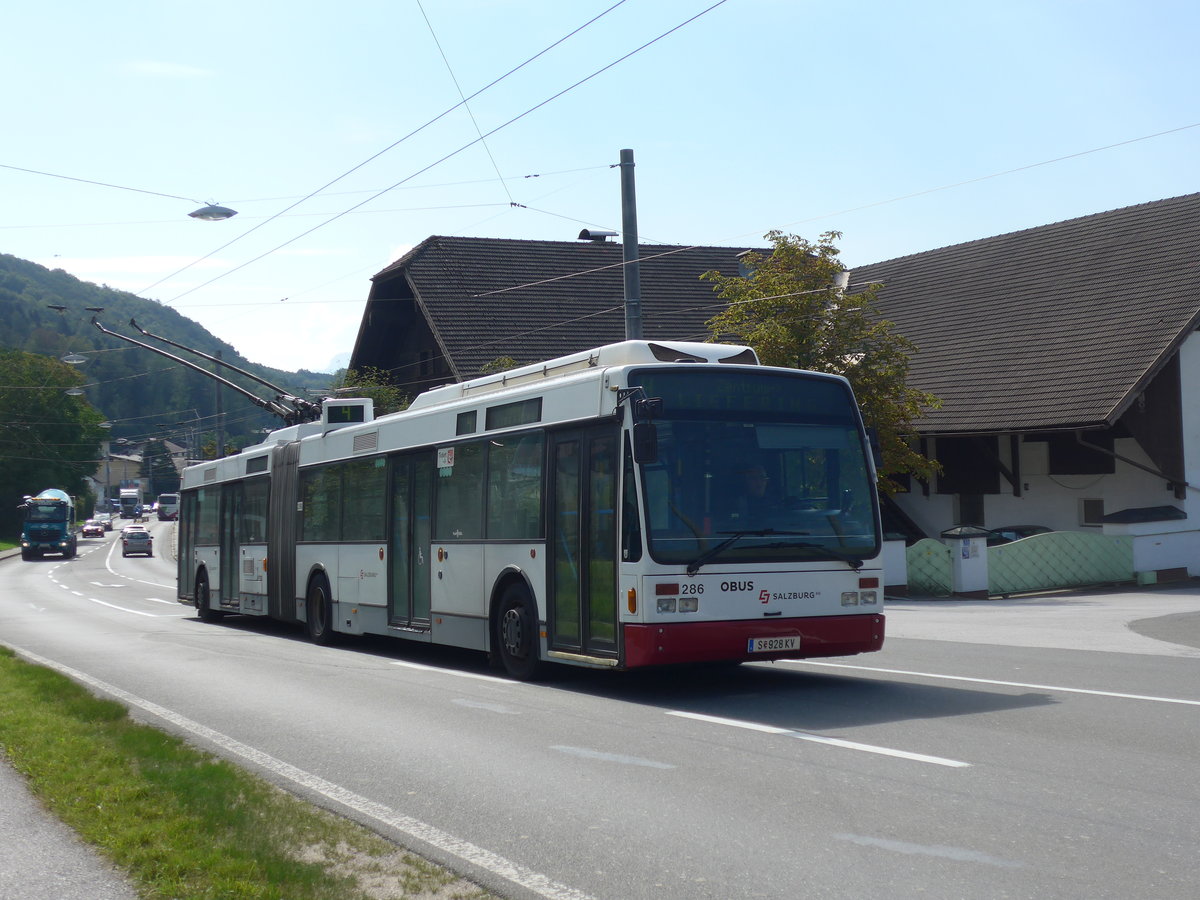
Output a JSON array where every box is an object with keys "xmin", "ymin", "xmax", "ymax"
[{"xmin": 3, "ymin": 526, "xmax": 1199, "ymax": 900}]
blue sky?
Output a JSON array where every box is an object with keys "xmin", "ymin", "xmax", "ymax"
[{"xmin": 3, "ymin": 0, "xmax": 1198, "ymax": 373}]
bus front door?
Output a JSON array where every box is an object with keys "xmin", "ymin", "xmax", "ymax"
[
  {"xmin": 549, "ymin": 428, "xmax": 618, "ymax": 659},
  {"xmin": 389, "ymin": 452, "xmax": 433, "ymax": 627}
]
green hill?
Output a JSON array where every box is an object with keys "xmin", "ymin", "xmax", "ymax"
[{"xmin": 0, "ymin": 253, "xmax": 334, "ymax": 446}]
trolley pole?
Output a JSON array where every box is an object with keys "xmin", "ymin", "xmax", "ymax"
[
  {"xmin": 215, "ymin": 351, "xmax": 225, "ymax": 459},
  {"xmin": 619, "ymin": 148, "xmax": 643, "ymax": 340}
]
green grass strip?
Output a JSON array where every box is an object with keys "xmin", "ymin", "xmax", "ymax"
[{"xmin": 0, "ymin": 647, "xmax": 492, "ymax": 899}]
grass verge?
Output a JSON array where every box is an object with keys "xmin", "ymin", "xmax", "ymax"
[{"xmin": 0, "ymin": 646, "xmax": 494, "ymax": 900}]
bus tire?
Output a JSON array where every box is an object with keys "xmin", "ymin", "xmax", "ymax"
[
  {"xmin": 195, "ymin": 571, "xmax": 224, "ymax": 622},
  {"xmin": 306, "ymin": 574, "xmax": 337, "ymax": 646},
  {"xmin": 495, "ymin": 582, "xmax": 541, "ymax": 681}
]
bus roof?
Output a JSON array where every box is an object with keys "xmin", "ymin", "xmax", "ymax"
[{"xmin": 409, "ymin": 340, "xmax": 758, "ymax": 412}]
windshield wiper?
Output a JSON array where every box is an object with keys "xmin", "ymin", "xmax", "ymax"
[
  {"xmin": 685, "ymin": 529, "xmax": 808, "ymax": 575},
  {"xmin": 760, "ymin": 541, "xmax": 865, "ymax": 570},
  {"xmin": 686, "ymin": 530, "xmax": 863, "ymax": 575}
]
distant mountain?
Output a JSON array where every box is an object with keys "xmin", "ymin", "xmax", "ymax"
[
  {"xmin": 324, "ymin": 352, "xmax": 351, "ymax": 374},
  {"xmin": 0, "ymin": 253, "xmax": 333, "ymax": 446}
]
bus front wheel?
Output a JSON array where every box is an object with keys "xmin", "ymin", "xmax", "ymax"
[
  {"xmin": 495, "ymin": 583, "xmax": 541, "ymax": 681},
  {"xmin": 196, "ymin": 572, "xmax": 224, "ymax": 622},
  {"xmin": 306, "ymin": 574, "xmax": 337, "ymax": 646}
]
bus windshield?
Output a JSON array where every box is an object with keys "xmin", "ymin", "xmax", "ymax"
[{"xmin": 630, "ymin": 368, "xmax": 879, "ymax": 568}]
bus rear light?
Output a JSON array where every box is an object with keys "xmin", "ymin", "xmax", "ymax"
[
  {"xmin": 627, "ymin": 588, "xmax": 637, "ymax": 614},
  {"xmin": 841, "ymin": 591, "xmax": 860, "ymax": 606},
  {"xmin": 657, "ymin": 597, "xmax": 677, "ymax": 614}
]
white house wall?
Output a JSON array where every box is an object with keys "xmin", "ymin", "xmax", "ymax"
[
  {"xmin": 1105, "ymin": 333, "xmax": 1200, "ymax": 577},
  {"xmin": 892, "ymin": 335, "xmax": 1200, "ymax": 578},
  {"xmin": 1179, "ymin": 333, "xmax": 1200, "ymax": 515}
]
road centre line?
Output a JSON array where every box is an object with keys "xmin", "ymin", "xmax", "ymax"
[
  {"xmin": 84, "ymin": 597, "xmax": 182, "ymax": 618},
  {"xmin": 391, "ymin": 659, "xmax": 515, "ymax": 684},
  {"xmin": 8, "ymin": 646, "xmax": 596, "ymax": 900},
  {"xmin": 666, "ymin": 710, "xmax": 971, "ymax": 768},
  {"xmin": 786, "ymin": 660, "xmax": 1200, "ymax": 707}
]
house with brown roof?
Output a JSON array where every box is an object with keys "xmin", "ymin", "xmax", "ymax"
[
  {"xmin": 349, "ymin": 236, "xmax": 757, "ymax": 396},
  {"xmin": 349, "ymin": 193, "xmax": 1200, "ymax": 581},
  {"xmin": 860, "ymin": 192, "xmax": 1200, "ymax": 580}
]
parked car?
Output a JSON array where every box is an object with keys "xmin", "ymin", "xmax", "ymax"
[
  {"xmin": 121, "ymin": 527, "xmax": 153, "ymax": 557},
  {"xmin": 81, "ymin": 519, "xmax": 105, "ymax": 538},
  {"xmin": 988, "ymin": 525, "xmax": 1052, "ymax": 546},
  {"xmin": 94, "ymin": 512, "xmax": 114, "ymax": 531}
]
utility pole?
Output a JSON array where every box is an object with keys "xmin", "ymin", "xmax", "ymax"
[{"xmin": 619, "ymin": 148, "xmax": 643, "ymax": 340}]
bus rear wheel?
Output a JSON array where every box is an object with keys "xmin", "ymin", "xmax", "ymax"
[
  {"xmin": 195, "ymin": 572, "xmax": 224, "ymax": 622},
  {"xmin": 495, "ymin": 583, "xmax": 541, "ymax": 681},
  {"xmin": 306, "ymin": 574, "xmax": 337, "ymax": 645}
]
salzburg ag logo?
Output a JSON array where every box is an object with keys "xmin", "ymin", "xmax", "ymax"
[{"xmin": 759, "ymin": 589, "xmax": 770, "ymax": 604}]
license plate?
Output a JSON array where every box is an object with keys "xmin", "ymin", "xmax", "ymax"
[{"xmin": 747, "ymin": 636, "xmax": 799, "ymax": 653}]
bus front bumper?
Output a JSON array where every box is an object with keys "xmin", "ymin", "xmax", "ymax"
[{"xmin": 622, "ymin": 614, "xmax": 885, "ymax": 668}]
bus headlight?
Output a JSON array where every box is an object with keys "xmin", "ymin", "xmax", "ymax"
[
  {"xmin": 860, "ymin": 590, "xmax": 878, "ymax": 605},
  {"xmin": 678, "ymin": 597, "xmax": 699, "ymax": 613},
  {"xmin": 657, "ymin": 597, "xmax": 677, "ymax": 614},
  {"xmin": 841, "ymin": 591, "xmax": 860, "ymax": 606}
]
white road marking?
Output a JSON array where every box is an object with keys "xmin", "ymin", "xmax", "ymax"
[
  {"xmin": 551, "ymin": 746, "xmax": 675, "ymax": 769},
  {"xmin": 786, "ymin": 660, "xmax": 1200, "ymax": 707},
  {"xmin": 8, "ymin": 647, "xmax": 596, "ymax": 900},
  {"xmin": 452, "ymin": 698, "xmax": 521, "ymax": 714},
  {"xmin": 43, "ymin": 564, "xmax": 182, "ymax": 618},
  {"xmin": 85, "ymin": 598, "xmax": 182, "ymax": 618},
  {"xmin": 666, "ymin": 710, "xmax": 971, "ymax": 768},
  {"xmin": 834, "ymin": 833, "xmax": 1024, "ymax": 868},
  {"xmin": 391, "ymin": 660, "xmax": 514, "ymax": 684}
]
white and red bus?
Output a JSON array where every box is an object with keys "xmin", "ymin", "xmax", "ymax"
[{"xmin": 177, "ymin": 340, "xmax": 884, "ymax": 678}]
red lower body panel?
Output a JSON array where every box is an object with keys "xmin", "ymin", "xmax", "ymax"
[{"xmin": 622, "ymin": 614, "xmax": 885, "ymax": 668}]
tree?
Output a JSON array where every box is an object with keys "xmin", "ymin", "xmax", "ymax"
[
  {"xmin": 140, "ymin": 439, "xmax": 180, "ymax": 495},
  {"xmin": 480, "ymin": 356, "xmax": 519, "ymax": 375},
  {"xmin": 0, "ymin": 350, "xmax": 106, "ymax": 537},
  {"xmin": 326, "ymin": 366, "xmax": 408, "ymax": 416},
  {"xmin": 703, "ymin": 230, "xmax": 939, "ymax": 492}
]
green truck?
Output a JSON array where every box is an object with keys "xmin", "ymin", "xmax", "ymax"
[{"xmin": 19, "ymin": 489, "xmax": 78, "ymax": 560}]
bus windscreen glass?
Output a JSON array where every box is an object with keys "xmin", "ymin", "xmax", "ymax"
[{"xmin": 629, "ymin": 369, "xmax": 879, "ymax": 567}]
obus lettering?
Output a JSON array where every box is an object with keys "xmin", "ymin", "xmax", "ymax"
[{"xmin": 721, "ymin": 580, "xmax": 754, "ymax": 592}]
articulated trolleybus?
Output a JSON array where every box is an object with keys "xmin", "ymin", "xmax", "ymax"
[{"xmin": 177, "ymin": 340, "xmax": 884, "ymax": 678}]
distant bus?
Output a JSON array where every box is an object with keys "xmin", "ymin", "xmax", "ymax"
[
  {"xmin": 156, "ymin": 493, "xmax": 179, "ymax": 521},
  {"xmin": 176, "ymin": 340, "xmax": 884, "ymax": 679}
]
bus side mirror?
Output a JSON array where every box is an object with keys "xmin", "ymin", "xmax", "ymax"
[{"xmin": 633, "ymin": 422, "xmax": 658, "ymax": 464}]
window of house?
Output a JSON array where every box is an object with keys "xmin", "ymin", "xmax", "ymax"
[
  {"xmin": 1080, "ymin": 498, "xmax": 1105, "ymax": 527},
  {"xmin": 936, "ymin": 437, "xmax": 1000, "ymax": 494},
  {"xmin": 956, "ymin": 494, "xmax": 985, "ymax": 526}
]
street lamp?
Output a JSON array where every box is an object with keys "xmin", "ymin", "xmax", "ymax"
[{"xmin": 188, "ymin": 204, "xmax": 238, "ymax": 221}]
